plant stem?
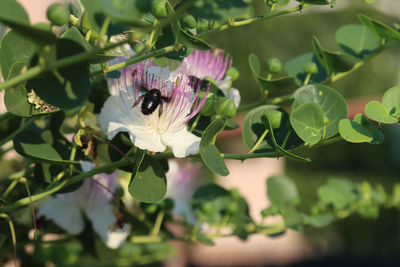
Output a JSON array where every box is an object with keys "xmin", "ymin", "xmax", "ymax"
[
  {"xmin": 0, "ymin": 214, "xmax": 17, "ymax": 266},
  {"xmin": 151, "ymin": 210, "xmax": 165, "ymax": 237},
  {"xmin": 248, "ymin": 129, "xmax": 269, "ymax": 154},
  {"xmin": 0, "ymin": 158, "xmax": 130, "ymax": 213},
  {"xmin": 197, "ymin": 4, "xmax": 311, "ymax": 38},
  {"xmin": 0, "ymin": 40, "xmax": 129, "ymax": 91},
  {"xmin": 91, "ymin": 45, "xmax": 176, "ymax": 76}
]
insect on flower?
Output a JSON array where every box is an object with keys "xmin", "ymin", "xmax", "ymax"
[{"xmin": 133, "ymin": 86, "xmax": 170, "ymax": 116}]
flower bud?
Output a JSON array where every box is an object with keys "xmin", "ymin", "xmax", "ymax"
[
  {"xmin": 226, "ymin": 67, "xmax": 239, "ymax": 81},
  {"xmin": 323, "ymin": 116, "xmax": 330, "ymax": 126},
  {"xmin": 264, "ymin": 110, "xmax": 283, "ymax": 129},
  {"xmin": 226, "ymin": 202, "xmax": 239, "ymax": 214},
  {"xmin": 144, "ymin": 204, "xmax": 158, "ymax": 214},
  {"xmin": 47, "ymin": 3, "xmax": 69, "ymax": 26},
  {"xmin": 202, "ymin": 202, "xmax": 214, "ymax": 214},
  {"xmin": 304, "ymin": 62, "xmax": 318, "ymax": 75},
  {"xmin": 182, "ymin": 14, "xmax": 197, "ymax": 29},
  {"xmin": 136, "ymin": 0, "xmax": 152, "ymax": 13},
  {"xmin": 151, "ymin": 0, "xmax": 168, "ymax": 18},
  {"xmin": 200, "ymin": 92, "xmax": 216, "ymax": 116},
  {"xmin": 266, "ymin": 57, "xmax": 282, "ymax": 74},
  {"xmin": 216, "ymin": 97, "xmax": 237, "ymax": 118}
]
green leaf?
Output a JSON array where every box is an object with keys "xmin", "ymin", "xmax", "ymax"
[
  {"xmin": 364, "ymin": 100, "xmax": 398, "ymax": 124},
  {"xmin": 242, "ymin": 105, "xmax": 303, "ymax": 153},
  {"xmin": 192, "ymin": 184, "xmax": 232, "ymax": 224},
  {"xmin": 99, "ymin": 0, "xmax": 142, "ymax": 26},
  {"xmin": 304, "ymin": 213, "xmax": 334, "ymax": 227},
  {"xmin": 263, "ymin": 114, "xmax": 311, "ymax": 162},
  {"xmin": 248, "ymin": 53, "xmax": 295, "ymax": 93},
  {"xmin": 335, "ymin": 24, "xmax": 380, "ymax": 59},
  {"xmin": 0, "ymin": 0, "xmax": 29, "ymax": 26},
  {"xmin": 353, "ymin": 113, "xmax": 385, "ymax": 145},
  {"xmin": 358, "ymin": 14, "xmax": 400, "ymax": 40},
  {"xmin": 303, "ymin": 0, "xmax": 329, "ymax": 4},
  {"xmin": 338, "ymin": 119, "xmax": 373, "ymax": 143},
  {"xmin": 108, "ymin": 132, "xmax": 134, "ymax": 172},
  {"xmin": 312, "ymin": 36, "xmax": 355, "ymax": 75},
  {"xmin": 188, "ymin": 0, "xmax": 252, "ymax": 21},
  {"xmin": 128, "ymin": 155, "xmax": 167, "ymax": 203},
  {"xmin": 13, "ymin": 129, "xmax": 77, "ymax": 164},
  {"xmin": 178, "ymin": 29, "xmax": 212, "ymax": 50},
  {"xmin": 292, "ymin": 84, "xmax": 348, "ymax": 138},
  {"xmin": 285, "ymin": 52, "xmax": 327, "ymax": 85},
  {"xmin": 27, "ymin": 39, "xmax": 90, "ymax": 110},
  {"xmin": 0, "ymin": 30, "xmax": 37, "ymax": 80},
  {"xmin": 318, "ymin": 177, "xmax": 357, "ymax": 210},
  {"xmin": 382, "ymin": 86, "xmax": 400, "ymax": 118},
  {"xmin": 290, "ymin": 102, "xmax": 325, "ymax": 145},
  {"xmin": 200, "ymin": 118, "xmax": 229, "ymax": 176},
  {"xmin": 267, "ymin": 175, "xmax": 299, "ymax": 210}
]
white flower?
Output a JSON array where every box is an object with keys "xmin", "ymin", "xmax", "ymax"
[
  {"xmin": 99, "ymin": 60, "xmax": 208, "ymax": 158},
  {"xmin": 37, "ymin": 161, "xmax": 131, "ymax": 249},
  {"xmin": 177, "ymin": 49, "xmax": 241, "ymax": 107},
  {"xmin": 165, "ymin": 160, "xmax": 202, "ymax": 224}
]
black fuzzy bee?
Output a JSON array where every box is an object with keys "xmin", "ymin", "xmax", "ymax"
[{"xmin": 133, "ymin": 86, "xmax": 170, "ymax": 116}]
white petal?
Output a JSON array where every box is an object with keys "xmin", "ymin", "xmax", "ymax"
[
  {"xmin": 86, "ymin": 205, "xmax": 131, "ymax": 249},
  {"xmin": 37, "ymin": 196, "xmax": 84, "ymax": 235},
  {"xmin": 217, "ymin": 78, "xmax": 241, "ymax": 107},
  {"xmin": 162, "ymin": 126, "xmax": 200, "ymax": 158},
  {"xmin": 99, "ymin": 95, "xmax": 167, "ymax": 153}
]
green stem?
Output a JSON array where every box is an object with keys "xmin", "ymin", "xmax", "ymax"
[
  {"xmin": 21, "ymin": 178, "xmax": 37, "ymax": 239},
  {"xmin": 248, "ymin": 129, "xmax": 269, "ymax": 154},
  {"xmin": 69, "ymin": 145, "xmax": 77, "ymax": 177},
  {"xmin": 96, "ymin": 16, "xmax": 111, "ymax": 47},
  {"xmin": 0, "ymin": 214, "xmax": 17, "ymax": 266},
  {"xmin": 2, "ymin": 179, "xmax": 19, "ymax": 199},
  {"xmin": 1, "ymin": 158, "xmax": 130, "ymax": 213},
  {"xmin": 151, "ymin": 210, "xmax": 165, "ymax": 237},
  {"xmin": 91, "ymin": 45, "xmax": 176, "ymax": 76},
  {"xmin": 131, "ymin": 235, "xmax": 162, "ymax": 243},
  {"xmin": 0, "ymin": 39, "xmax": 129, "ymax": 91},
  {"xmin": 303, "ymin": 73, "xmax": 311, "ymax": 85},
  {"xmin": 237, "ymin": 94, "xmax": 293, "ymax": 113},
  {"xmin": 189, "ymin": 115, "xmax": 201, "ymax": 132},
  {"xmin": 281, "ymin": 129, "xmax": 291, "ymax": 149},
  {"xmin": 197, "ymin": 4, "xmax": 311, "ymax": 38}
]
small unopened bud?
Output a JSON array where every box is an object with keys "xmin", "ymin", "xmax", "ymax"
[
  {"xmin": 152, "ymin": 0, "xmax": 168, "ymax": 18},
  {"xmin": 216, "ymin": 97, "xmax": 237, "ymax": 118},
  {"xmin": 266, "ymin": 58, "xmax": 282, "ymax": 74},
  {"xmin": 264, "ymin": 110, "xmax": 283, "ymax": 129},
  {"xmin": 182, "ymin": 14, "xmax": 197, "ymax": 29},
  {"xmin": 304, "ymin": 62, "xmax": 318, "ymax": 75},
  {"xmin": 19, "ymin": 177, "xmax": 27, "ymax": 184},
  {"xmin": 144, "ymin": 204, "xmax": 158, "ymax": 214},
  {"xmin": 202, "ymin": 202, "xmax": 214, "ymax": 214},
  {"xmin": 323, "ymin": 116, "xmax": 330, "ymax": 126},
  {"xmin": 200, "ymin": 93, "xmax": 216, "ymax": 116},
  {"xmin": 226, "ymin": 67, "xmax": 239, "ymax": 81},
  {"xmin": 226, "ymin": 202, "xmax": 239, "ymax": 214},
  {"xmin": 47, "ymin": 3, "xmax": 69, "ymax": 26}
]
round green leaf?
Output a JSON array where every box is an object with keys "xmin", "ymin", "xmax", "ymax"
[
  {"xmin": 128, "ymin": 156, "xmax": 167, "ymax": 203},
  {"xmin": 13, "ymin": 129, "xmax": 76, "ymax": 164},
  {"xmin": 290, "ymin": 102, "xmax": 324, "ymax": 145},
  {"xmin": 0, "ymin": 0, "xmax": 29, "ymax": 26},
  {"xmin": 27, "ymin": 39, "xmax": 90, "ymax": 110},
  {"xmin": 285, "ymin": 52, "xmax": 327, "ymax": 85},
  {"xmin": 358, "ymin": 14, "xmax": 400, "ymax": 40},
  {"xmin": 292, "ymin": 84, "xmax": 348, "ymax": 138},
  {"xmin": 200, "ymin": 118, "xmax": 229, "ymax": 176},
  {"xmin": 338, "ymin": 119, "xmax": 373, "ymax": 143},
  {"xmin": 248, "ymin": 53, "xmax": 295, "ymax": 92},
  {"xmin": 335, "ymin": 24, "xmax": 380, "ymax": 59},
  {"xmin": 318, "ymin": 177, "xmax": 357, "ymax": 210},
  {"xmin": 364, "ymin": 100, "xmax": 398, "ymax": 124},
  {"xmin": 100, "ymin": 0, "xmax": 141, "ymax": 25},
  {"xmin": 312, "ymin": 36, "xmax": 355, "ymax": 75},
  {"xmin": 382, "ymin": 86, "xmax": 400, "ymax": 118},
  {"xmin": 267, "ymin": 175, "xmax": 299, "ymax": 211}
]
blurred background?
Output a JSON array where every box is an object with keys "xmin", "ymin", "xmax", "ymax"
[{"xmin": 6, "ymin": 0, "xmax": 400, "ymax": 266}]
